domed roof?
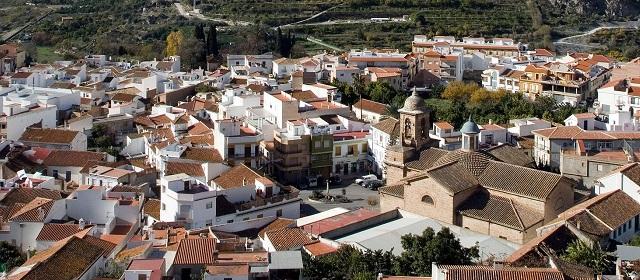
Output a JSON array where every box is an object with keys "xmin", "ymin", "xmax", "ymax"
[
  {"xmin": 400, "ymin": 88, "xmax": 427, "ymax": 113},
  {"xmin": 460, "ymin": 116, "xmax": 481, "ymax": 134}
]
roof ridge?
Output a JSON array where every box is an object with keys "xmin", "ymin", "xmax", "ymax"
[
  {"xmin": 584, "ymin": 209, "xmax": 613, "ymax": 230},
  {"xmin": 509, "ymin": 198, "xmax": 525, "ymax": 229}
]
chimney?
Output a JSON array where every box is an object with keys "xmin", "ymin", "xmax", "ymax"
[
  {"xmin": 493, "ymin": 261, "xmax": 504, "ymax": 269},
  {"xmin": 377, "ymin": 273, "xmax": 383, "ymax": 280},
  {"xmin": 78, "ymin": 218, "xmax": 86, "ymax": 229},
  {"xmin": 576, "ymin": 221, "xmax": 581, "ymax": 230},
  {"xmin": 242, "ymin": 177, "xmax": 247, "ymax": 187},
  {"xmin": 37, "ymin": 207, "xmax": 45, "ymax": 221}
]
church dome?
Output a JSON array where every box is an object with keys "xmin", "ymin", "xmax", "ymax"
[
  {"xmin": 400, "ymin": 88, "xmax": 427, "ymax": 113},
  {"xmin": 460, "ymin": 116, "xmax": 481, "ymax": 134}
]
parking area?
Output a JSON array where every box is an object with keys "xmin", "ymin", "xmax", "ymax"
[{"xmin": 299, "ymin": 177, "xmax": 381, "ymax": 215}]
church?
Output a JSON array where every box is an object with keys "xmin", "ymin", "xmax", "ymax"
[{"xmin": 380, "ymin": 90, "xmax": 577, "ymax": 244}]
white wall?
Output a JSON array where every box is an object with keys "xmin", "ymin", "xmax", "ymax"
[{"xmin": 6, "ymin": 106, "xmax": 57, "ymax": 140}]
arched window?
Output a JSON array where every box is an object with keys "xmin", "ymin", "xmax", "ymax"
[
  {"xmin": 404, "ymin": 118, "xmax": 412, "ymax": 139},
  {"xmin": 421, "ymin": 195, "xmax": 434, "ymax": 205}
]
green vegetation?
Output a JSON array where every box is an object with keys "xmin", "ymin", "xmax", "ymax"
[
  {"xmin": 0, "ymin": 241, "xmax": 26, "ymax": 272},
  {"xmin": 589, "ymin": 29, "xmax": 640, "ymax": 61},
  {"xmin": 89, "ymin": 124, "xmax": 119, "ymax": 157},
  {"xmin": 303, "ymin": 227, "xmax": 479, "ymax": 279},
  {"xmin": 562, "ymin": 240, "xmax": 614, "ymax": 275},
  {"xmin": 428, "ymin": 81, "xmax": 585, "ymax": 128},
  {"xmin": 332, "ymin": 77, "xmax": 407, "ymax": 118}
]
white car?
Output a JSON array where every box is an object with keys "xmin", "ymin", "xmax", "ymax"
[{"xmin": 355, "ymin": 174, "xmax": 378, "ymax": 185}]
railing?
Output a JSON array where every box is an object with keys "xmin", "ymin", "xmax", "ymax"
[{"xmin": 236, "ymin": 187, "xmax": 300, "ymax": 212}]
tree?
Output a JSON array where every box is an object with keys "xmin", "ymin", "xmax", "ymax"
[
  {"xmin": 206, "ymin": 24, "xmax": 219, "ymax": 56},
  {"xmin": 178, "ymin": 37, "xmax": 206, "ymax": 70},
  {"xmin": 0, "ymin": 241, "xmax": 25, "ymax": 272},
  {"xmin": 562, "ymin": 240, "xmax": 614, "ymax": 275},
  {"xmin": 165, "ymin": 31, "xmax": 184, "ymax": 56},
  {"xmin": 394, "ymin": 227, "xmax": 479, "ymax": 276},
  {"xmin": 194, "ymin": 24, "xmax": 205, "ymax": 42}
]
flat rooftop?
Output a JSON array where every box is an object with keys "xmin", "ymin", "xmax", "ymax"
[{"xmin": 335, "ymin": 210, "xmax": 520, "ymax": 260}]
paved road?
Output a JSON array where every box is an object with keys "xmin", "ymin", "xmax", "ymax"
[
  {"xmin": 299, "ymin": 181, "xmax": 381, "ymax": 216},
  {"xmin": 174, "ymin": 3, "xmax": 250, "ymax": 26},
  {"xmin": 554, "ymin": 20, "xmax": 639, "ymax": 49}
]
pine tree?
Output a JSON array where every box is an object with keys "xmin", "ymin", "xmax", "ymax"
[{"xmin": 195, "ymin": 24, "xmax": 205, "ymax": 42}]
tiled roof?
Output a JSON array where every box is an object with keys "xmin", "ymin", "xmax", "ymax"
[
  {"xmin": 405, "ymin": 148, "xmax": 452, "ymax": 171},
  {"xmin": 616, "ymin": 162, "xmax": 640, "ymax": 185},
  {"xmin": 304, "ymin": 241, "xmax": 337, "ymax": 257},
  {"xmin": 181, "ymin": 147, "xmax": 223, "ymax": 163},
  {"xmin": 264, "ymin": 227, "xmax": 312, "ymax": 251},
  {"xmin": 558, "ymin": 190, "xmax": 640, "ymax": 237},
  {"xmin": 188, "ymin": 122, "xmax": 212, "ymax": 135},
  {"xmin": 36, "ymin": 224, "xmax": 87, "ymax": 241},
  {"xmin": 379, "ymin": 183, "xmax": 404, "ymax": 198},
  {"xmin": 459, "ymin": 191, "xmax": 543, "ymax": 230},
  {"xmin": 425, "ymin": 162, "xmax": 479, "ymax": 194},
  {"xmin": 505, "ymin": 225, "xmax": 576, "ymax": 264},
  {"xmin": 433, "ymin": 121, "xmax": 454, "ymax": 130},
  {"xmin": 0, "ymin": 188, "xmax": 62, "ymax": 207},
  {"xmin": 438, "ymin": 265, "xmax": 564, "ymax": 280},
  {"xmin": 258, "ymin": 218, "xmax": 295, "ymax": 238},
  {"xmin": 478, "ymin": 161, "xmax": 565, "ymax": 200},
  {"xmin": 19, "ymin": 128, "xmax": 79, "ymax": 144},
  {"xmin": 43, "ymin": 150, "xmax": 105, "ymax": 167},
  {"xmin": 83, "ymin": 235, "xmax": 117, "ymax": 257},
  {"xmin": 144, "ymin": 198, "xmax": 160, "ymax": 220},
  {"xmin": 165, "ymin": 161, "xmax": 205, "ymax": 177},
  {"xmin": 213, "ymin": 164, "xmax": 261, "ymax": 189},
  {"xmin": 17, "ymin": 236, "xmax": 106, "ymax": 280},
  {"xmin": 10, "ymin": 198, "xmax": 53, "ymax": 222},
  {"xmin": 111, "ymin": 92, "xmax": 138, "ymax": 103},
  {"xmin": 173, "ymin": 238, "xmax": 216, "ymax": 265},
  {"xmin": 353, "ymin": 99, "xmax": 389, "ymax": 115},
  {"xmin": 371, "ymin": 117, "xmax": 399, "ymax": 136},
  {"xmin": 485, "ymin": 144, "xmax": 534, "ymax": 167}
]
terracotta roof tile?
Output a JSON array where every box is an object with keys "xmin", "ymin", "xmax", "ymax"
[
  {"xmin": 10, "ymin": 198, "xmax": 54, "ymax": 222},
  {"xmin": 425, "ymin": 162, "xmax": 479, "ymax": 194},
  {"xmin": 438, "ymin": 265, "xmax": 564, "ymax": 280},
  {"xmin": 144, "ymin": 198, "xmax": 160, "ymax": 220},
  {"xmin": 485, "ymin": 144, "xmax": 534, "ymax": 167},
  {"xmin": 43, "ymin": 150, "xmax": 106, "ymax": 167},
  {"xmin": 303, "ymin": 241, "xmax": 337, "ymax": 257},
  {"xmin": 379, "ymin": 183, "xmax": 404, "ymax": 198},
  {"xmin": 16, "ymin": 236, "xmax": 105, "ymax": 280},
  {"xmin": 264, "ymin": 227, "xmax": 312, "ymax": 251},
  {"xmin": 174, "ymin": 238, "xmax": 216, "ymax": 265},
  {"xmin": 478, "ymin": 161, "xmax": 565, "ymax": 200},
  {"xmin": 165, "ymin": 161, "xmax": 204, "ymax": 177},
  {"xmin": 459, "ymin": 191, "xmax": 543, "ymax": 230},
  {"xmin": 19, "ymin": 128, "xmax": 79, "ymax": 144},
  {"xmin": 213, "ymin": 164, "xmax": 261, "ymax": 189},
  {"xmin": 353, "ymin": 99, "xmax": 389, "ymax": 115},
  {"xmin": 36, "ymin": 223, "xmax": 87, "ymax": 241},
  {"xmin": 181, "ymin": 147, "xmax": 223, "ymax": 163},
  {"xmin": 371, "ymin": 117, "xmax": 399, "ymax": 136},
  {"xmin": 258, "ymin": 218, "xmax": 294, "ymax": 238},
  {"xmin": 0, "ymin": 188, "xmax": 62, "ymax": 207}
]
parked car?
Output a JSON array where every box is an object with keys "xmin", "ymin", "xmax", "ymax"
[
  {"xmin": 328, "ymin": 175, "xmax": 342, "ymax": 186},
  {"xmin": 355, "ymin": 174, "xmax": 377, "ymax": 185},
  {"xmin": 364, "ymin": 179, "xmax": 384, "ymax": 190}
]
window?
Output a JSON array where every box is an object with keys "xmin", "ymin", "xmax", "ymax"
[
  {"xmin": 138, "ymin": 275, "xmax": 147, "ymax": 280},
  {"xmin": 276, "ymin": 209, "xmax": 283, "ymax": 217},
  {"xmin": 227, "ymin": 219, "xmax": 234, "ymax": 224},
  {"xmin": 206, "ymin": 202, "xmax": 213, "ymax": 209},
  {"xmin": 324, "ymin": 140, "xmax": 331, "ymax": 148},
  {"xmin": 314, "ymin": 141, "xmax": 321, "ymax": 148},
  {"xmin": 205, "ymin": 219, "xmax": 212, "ymax": 226},
  {"xmin": 347, "ymin": 145, "xmax": 355, "ymax": 155},
  {"xmin": 335, "ymin": 146, "xmax": 342, "ymax": 156},
  {"xmin": 597, "ymin": 164, "xmax": 603, "ymax": 172},
  {"xmin": 361, "ymin": 143, "xmax": 368, "ymax": 153},
  {"xmin": 257, "ymin": 214, "xmax": 263, "ymax": 218},
  {"xmin": 421, "ymin": 195, "xmax": 434, "ymax": 205}
]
